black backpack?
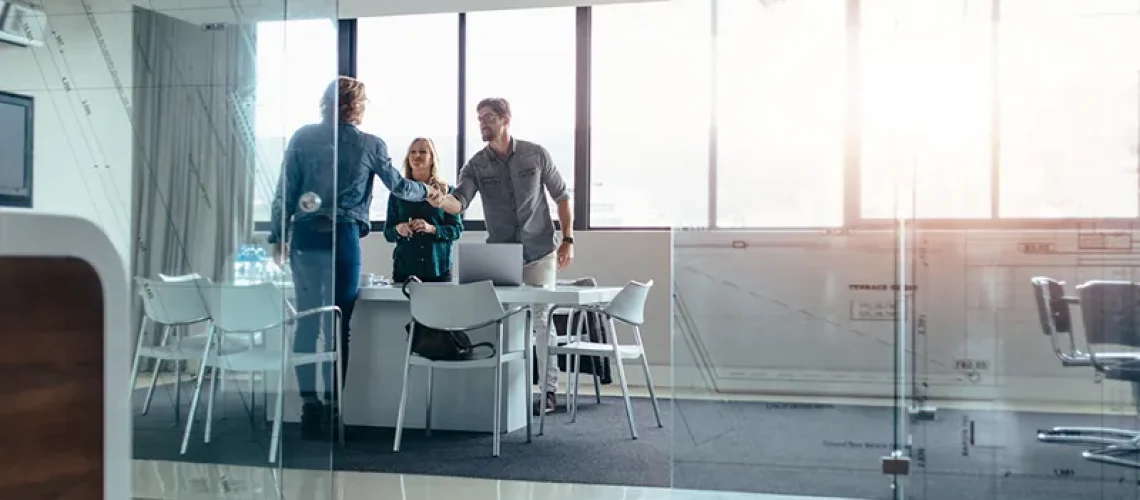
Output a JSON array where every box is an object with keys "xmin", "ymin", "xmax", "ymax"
[{"xmin": 402, "ymin": 277, "xmax": 495, "ymax": 361}]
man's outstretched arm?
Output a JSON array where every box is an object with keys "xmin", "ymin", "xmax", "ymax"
[{"xmin": 431, "ymin": 162, "xmax": 477, "ymax": 214}]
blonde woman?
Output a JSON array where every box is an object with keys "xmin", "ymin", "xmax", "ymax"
[{"xmin": 383, "ymin": 137, "xmax": 463, "ymax": 283}]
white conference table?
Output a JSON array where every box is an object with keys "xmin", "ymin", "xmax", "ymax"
[{"xmin": 263, "ymin": 283, "xmax": 621, "ymax": 434}]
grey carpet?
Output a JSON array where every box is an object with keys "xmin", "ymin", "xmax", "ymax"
[{"xmin": 133, "ymin": 383, "xmax": 1140, "ymax": 499}]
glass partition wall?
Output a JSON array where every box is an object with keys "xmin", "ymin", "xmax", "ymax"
[
  {"xmin": 672, "ymin": 1, "xmax": 1140, "ymax": 500},
  {"xmin": 128, "ymin": 1, "xmax": 341, "ymax": 497},
  {"xmin": 14, "ymin": 0, "xmax": 1140, "ymax": 498},
  {"xmin": 669, "ymin": 0, "xmax": 905, "ymax": 497}
]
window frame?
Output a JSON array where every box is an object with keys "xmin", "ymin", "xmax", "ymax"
[{"xmin": 252, "ymin": 0, "xmax": 1140, "ymax": 233}]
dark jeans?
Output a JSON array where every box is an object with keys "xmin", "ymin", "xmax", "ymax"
[
  {"xmin": 289, "ymin": 220, "xmax": 362, "ymax": 405},
  {"xmin": 392, "ymin": 270, "xmax": 452, "ymax": 284}
]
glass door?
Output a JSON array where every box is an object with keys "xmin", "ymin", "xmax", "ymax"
[{"xmin": 127, "ymin": 3, "xmax": 342, "ymax": 498}]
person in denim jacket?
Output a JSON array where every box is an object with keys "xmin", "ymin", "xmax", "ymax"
[{"xmin": 267, "ymin": 76, "xmax": 437, "ymax": 439}]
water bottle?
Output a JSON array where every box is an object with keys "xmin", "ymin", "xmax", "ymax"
[
  {"xmin": 252, "ymin": 246, "xmax": 269, "ymax": 281},
  {"xmin": 234, "ymin": 245, "xmax": 250, "ymax": 280}
]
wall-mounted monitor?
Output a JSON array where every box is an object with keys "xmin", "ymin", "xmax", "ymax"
[{"xmin": 0, "ymin": 90, "xmax": 32, "ymax": 208}]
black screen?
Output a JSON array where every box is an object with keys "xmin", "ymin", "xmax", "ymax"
[{"xmin": 0, "ymin": 91, "xmax": 32, "ymax": 206}]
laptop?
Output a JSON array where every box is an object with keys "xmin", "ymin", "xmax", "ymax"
[{"xmin": 456, "ymin": 243, "xmax": 524, "ymax": 286}]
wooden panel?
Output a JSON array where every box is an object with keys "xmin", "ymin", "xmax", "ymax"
[{"xmin": 0, "ymin": 257, "xmax": 104, "ymax": 500}]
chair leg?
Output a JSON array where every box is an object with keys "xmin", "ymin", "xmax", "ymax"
[
  {"xmin": 593, "ymin": 369, "xmax": 602, "ymax": 404},
  {"xmin": 1082, "ymin": 436, "xmax": 1140, "ymax": 469},
  {"xmin": 575, "ymin": 355, "xmax": 582, "ymax": 410},
  {"xmin": 262, "ymin": 371, "xmax": 271, "ymax": 430},
  {"xmin": 179, "ymin": 325, "xmax": 215, "ymax": 455},
  {"xmin": 393, "ymin": 343, "xmax": 414, "ymax": 452},
  {"xmin": 248, "ymin": 370, "xmax": 258, "ymax": 431},
  {"xmin": 171, "ymin": 327, "xmax": 183, "ymax": 427},
  {"xmin": 218, "ymin": 369, "xmax": 228, "ymax": 421},
  {"xmin": 425, "ymin": 366, "xmax": 434, "ymax": 438},
  {"xmin": 179, "ymin": 362, "xmax": 210, "ymax": 454},
  {"xmin": 570, "ymin": 354, "xmax": 581, "ymax": 424},
  {"xmin": 204, "ymin": 366, "xmax": 220, "ymax": 443},
  {"xmin": 493, "ymin": 357, "xmax": 503, "ymax": 457},
  {"xmin": 130, "ymin": 319, "xmax": 149, "ymax": 413},
  {"xmin": 570, "ymin": 311, "xmax": 588, "ymax": 416},
  {"xmin": 609, "ymin": 319, "xmax": 638, "ymax": 440},
  {"xmin": 141, "ymin": 359, "xmax": 161, "ymax": 416},
  {"xmin": 525, "ymin": 309, "xmax": 533, "ymax": 444},
  {"xmin": 269, "ymin": 372, "xmax": 285, "ymax": 464},
  {"xmin": 129, "ymin": 323, "xmax": 146, "ymax": 385},
  {"xmin": 639, "ymin": 343, "xmax": 663, "ymax": 428},
  {"xmin": 562, "ymin": 312, "xmax": 576, "ymax": 409}
]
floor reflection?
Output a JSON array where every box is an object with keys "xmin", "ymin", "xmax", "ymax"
[{"xmin": 131, "ymin": 460, "xmax": 855, "ymax": 500}]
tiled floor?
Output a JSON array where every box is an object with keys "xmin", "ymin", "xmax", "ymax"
[{"xmin": 132, "ymin": 460, "xmax": 858, "ymax": 500}]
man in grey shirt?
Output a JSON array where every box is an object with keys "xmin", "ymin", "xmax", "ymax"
[{"xmin": 429, "ymin": 97, "xmax": 574, "ymax": 415}]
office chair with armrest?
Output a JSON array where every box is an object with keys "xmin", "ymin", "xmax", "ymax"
[
  {"xmin": 1031, "ymin": 277, "xmax": 1086, "ymax": 366},
  {"xmin": 1033, "ymin": 277, "xmax": 1140, "ymax": 449},
  {"xmin": 1065, "ymin": 280, "xmax": 1140, "ymax": 468}
]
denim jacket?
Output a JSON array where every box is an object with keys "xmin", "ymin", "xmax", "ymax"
[{"xmin": 268, "ymin": 122, "xmax": 428, "ymax": 244}]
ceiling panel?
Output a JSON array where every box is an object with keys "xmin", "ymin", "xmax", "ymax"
[{"xmin": 135, "ymin": 0, "xmax": 662, "ymax": 24}]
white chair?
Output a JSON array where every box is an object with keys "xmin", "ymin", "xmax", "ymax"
[
  {"xmin": 553, "ymin": 277, "xmax": 604, "ymax": 406},
  {"xmin": 539, "ymin": 280, "xmax": 662, "ymax": 440},
  {"xmin": 160, "ymin": 273, "xmax": 266, "ymax": 423},
  {"xmin": 394, "ymin": 279, "xmax": 533, "ymax": 457},
  {"xmin": 179, "ymin": 281, "xmax": 345, "ymax": 463},
  {"xmin": 130, "ymin": 276, "xmax": 237, "ymax": 425}
]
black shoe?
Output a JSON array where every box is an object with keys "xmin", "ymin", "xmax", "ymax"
[
  {"xmin": 532, "ymin": 392, "xmax": 556, "ymax": 416},
  {"xmin": 301, "ymin": 401, "xmax": 324, "ymax": 441}
]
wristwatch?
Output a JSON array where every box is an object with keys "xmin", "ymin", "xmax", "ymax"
[{"xmin": 562, "ymin": 236, "xmax": 574, "ymax": 244}]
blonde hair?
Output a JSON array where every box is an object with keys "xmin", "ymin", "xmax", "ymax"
[
  {"xmin": 403, "ymin": 137, "xmax": 444, "ymax": 186},
  {"xmin": 320, "ymin": 76, "xmax": 367, "ymax": 124}
]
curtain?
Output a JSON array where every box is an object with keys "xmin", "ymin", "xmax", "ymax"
[{"xmin": 130, "ymin": 7, "xmax": 257, "ymax": 348}]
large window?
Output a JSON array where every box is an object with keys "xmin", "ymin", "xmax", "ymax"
[
  {"xmin": 715, "ymin": 0, "xmax": 846, "ymax": 227},
  {"xmin": 860, "ymin": 0, "xmax": 992, "ymax": 219},
  {"xmin": 253, "ymin": 19, "xmax": 338, "ymax": 223},
  {"xmin": 251, "ymin": 3, "xmax": 1140, "ymax": 231},
  {"xmin": 590, "ymin": 0, "xmax": 711, "ymax": 228},
  {"xmin": 357, "ymin": 14, "xmax": 459, "ymax": 221},
  {"xmin": 464, "ymin": 8, "xmax": 576, "ymax": 222},
  {"xmin": 998, "ymin": 1, "xmax": 1140, "ymax": 218}
]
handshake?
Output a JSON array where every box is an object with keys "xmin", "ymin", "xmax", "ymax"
[{"xmin": 425, "ymin": 181, "xmax": 447, "ymax": 208}]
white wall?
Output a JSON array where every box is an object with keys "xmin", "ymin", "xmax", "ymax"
[
  {"xmin": 0, "ymin": 0, "xmax": 135, "ymax": 263},
  {"xmin": 673, "ymin": 229, "xmax": 1140, "ymax": 409}
]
